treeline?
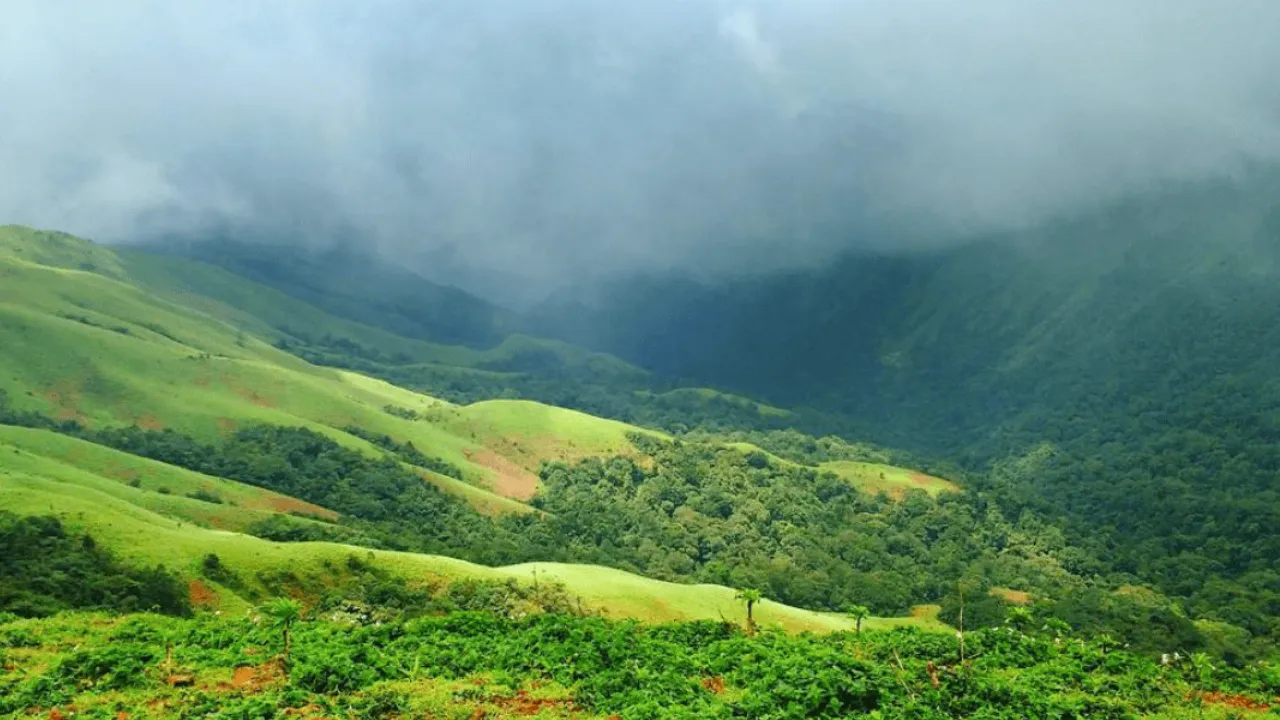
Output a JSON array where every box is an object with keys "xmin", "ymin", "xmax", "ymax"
[
  {"xmin": 0, "ymin": 512, "xmax": 188, "ymax": 617},
  {"xmin": 88, "ymin": 423, "xmax": 531, "ymax": 565}
]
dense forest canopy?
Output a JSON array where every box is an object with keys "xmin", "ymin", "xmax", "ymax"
[
  {"xmin": 111, "ymin": 176, "xmax": 1280, "ymax": 666},
  {"xmin": 1, "ymin": 389, "xmax": 1265, "ymax": 659}
]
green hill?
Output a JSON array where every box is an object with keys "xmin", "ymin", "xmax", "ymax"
[
  {"xmin": 0, "ymin": 225, "xmax": 963, "ymax": 635},
  {"xmin": 0, "ymin": 447, "xmax": 909, "ymax": 633},
  {"xmin": 0, "ymin": 227, "xmax": 669, "ymax": 510},
  {"xmin": 3, "ymin": 223, "xmax": 1251, "ymax": 662}
]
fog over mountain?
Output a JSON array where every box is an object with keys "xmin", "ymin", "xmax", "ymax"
[{"xmin": 4, "ymin": 1, "xmax": 1280, "ymax": 303}]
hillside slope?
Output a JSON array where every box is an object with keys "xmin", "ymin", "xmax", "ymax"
[
  {"xmin": 0, "ymin": 225, "xmax": 965, "ymax": 634},
  {"xmin": 528, "ymin": 171, "xmax": 1280, "ymax": 642},
  {"xmin": 0, "ymin": 225, "xmax": 683, "ymax": 511},
  {"xmin": 0, "ymin": 450, "xmax": 898, "ymax": 633}
]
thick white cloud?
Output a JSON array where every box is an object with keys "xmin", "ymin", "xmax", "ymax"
[{"xmin": 2, "ymin": 0, "xmax": 1278, "ymax": 301}]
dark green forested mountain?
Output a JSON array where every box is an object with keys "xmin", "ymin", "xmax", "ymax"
[{"xmin": 529, "ymin": 170, "xmax": 1280, "ymax": 643}]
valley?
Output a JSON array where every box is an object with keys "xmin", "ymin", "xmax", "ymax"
[{"xmin": 1, "ymin": 223, "xmax": 1277, "ymax": 717}]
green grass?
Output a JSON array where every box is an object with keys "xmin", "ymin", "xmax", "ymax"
[
  {"xmin": 0, "ymin": 230, "xmax": 662, "ymax": 509},
  {"xmin": 121, "ymin": 250, "xmax": 647, "ymax": 379},
  {"xmin": 635, "ymin": 387, "xmax": 793, "ymax": 418},
  {"xmin": 0, "ymin": 236, "xmax": 537, "ymax": 513},
  {"xmin": 0, "ymin": 474, "xmax": 940, "ymax": 633},
  {"xmin": 501, "ymin": 563, "xmax": 947, "ymax": 633},
  {"xmin": 0, "ymin": 227, "xmax": 950, "ymax": 633},
  {"xmin": 0, "ymin": 425, "xmax": 336, "ymax": 528},
  {"xmin": 819, "ymin": 461, "xmax": 960, "ymax": 498},
  {"xmin": 0, "ymin": 225, "xmax": 128, "ymax": 279},
  {"xmin": 726, "ymin": 442, "xmax": 959, "ymax": 499}
]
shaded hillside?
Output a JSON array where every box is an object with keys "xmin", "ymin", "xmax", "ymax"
[
  {"xmin": 136, "ymin": 234, "xmax": 517, "ymax": 349},
  {"xmin": 535, "ymin": 172, "xmax": 1280, "ymax": 453},
  {"xmin": 530, "ymin": 171, "xmax": 1280, "ymax": 641}
]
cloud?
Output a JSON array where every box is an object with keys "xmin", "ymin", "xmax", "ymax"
[{"xmin": 2, "ymin": 0, "xmax": 1278, "ymax": 302}]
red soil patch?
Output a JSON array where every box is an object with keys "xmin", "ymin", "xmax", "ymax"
[
  {"xmin": 236, "ymin": 387, "xmax": 275, "ymax": 408},
  {"xmin": 483, "ymin": 690, "xmax": 578, "ymax": 716},
  {"xmin": 188, "ymin": 579, "xmax": 218, "ymax": 608},
  {"xmin": 909, "ymin": 473, "xmax": 935, "ymax": 488},
  {"xmin": 220, "ymin": 661, "xmax": 283, "ymax": 693},
  {"xmin": 1197, "ymin": 692, "xmax": 1272, "ymax": 712},
  {"xmin": 136, "ymin": 414, "xmax": 164, "ymax": 431},
  {"xmin": 264, "ymin": 495, "xmax": 339, "ymax": 521},
  {"xmin": 231, "ymin": 666, "xmax": 256, "ymax": 688},
  {"xmin": 466, "ymin": 449, "xmax": 539, "ymax": 501},
  {"xmin": 215, "ymin": 417, "xmax": 238, "ymax": 434},
  {"xmin": 42, "ymin": 381, "xmax": 89, "ymax": 425}
]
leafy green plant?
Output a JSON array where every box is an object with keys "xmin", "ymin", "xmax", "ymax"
[
  {"xmin": 844, "ymin": 604, "xmax": 870, "ymax": 634},
  {"xmin": 735, "ymin": 589, "xmax": 762, "ymax": 635},
  {"xmin": 260, "ymin": 598, "xmax": 303, "ymax": 675}
]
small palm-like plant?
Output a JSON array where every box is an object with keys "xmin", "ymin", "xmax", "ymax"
[
  {"xmin": 261, "ymin": 598, "xmax": 303, "ymax": 674},
  {"xmin": 844, "ymin": 604, "xmax": 870, "ymax": 634},
  {"xmin": 1095, "ymin": 633, "xmax": 1119, "ymax": 655},
  {"xmin": 735, "ymin": 588, "xmax": 762, "ymax": 635},
  {"xmin": 1005, "ymin": 607, "xmax": 1035, "ymax": 634}
]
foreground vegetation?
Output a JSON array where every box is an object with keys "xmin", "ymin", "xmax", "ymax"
[{"xmin": 4, "ymin": 606, "xmax": 1277, "ymax": 719}]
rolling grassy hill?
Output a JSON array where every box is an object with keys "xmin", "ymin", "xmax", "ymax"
[
  {"xmin": 0, "ymin": 456, "xmax": 933, "ymax": 633},
  {"xmin": 0, "ymin": 225, "xmax": 664, "ymax": 509},
  {"xmin": 0, "ymin": 225, "xmax": 952, "ymax": 632},
  {"xmin": 2, "ymin": 225, "xmax": 950, "ymax": 504}
]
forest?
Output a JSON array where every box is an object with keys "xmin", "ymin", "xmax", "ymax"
[{"xmin": 0, "ymin": 387, "xmax": 1259, "ymax": 660}]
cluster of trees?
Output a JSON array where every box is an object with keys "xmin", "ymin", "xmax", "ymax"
[
  {"xmin": 88, "ymin": 424, "xmax": 526, "ymax": 564},
  {"xmin": 342, "ymin": 424, "xmax": 465, "ymax": 479},
  {"xmin": 0, "ymin": 512, "xmax": 188, "ymax": 617}
]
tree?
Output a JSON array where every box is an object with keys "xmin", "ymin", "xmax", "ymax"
[
  {"xmin": 844, "ymin": 604, "xmax": 870, "ymax": 634},
  {"xmin": 261, "ymin": 598, "xmax": 303, "ymax": 674},
  {"xmin": 736, "ymin": 588, "xmax": 762, "ymax": 635}
]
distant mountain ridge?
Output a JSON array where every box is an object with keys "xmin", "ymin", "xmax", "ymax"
[{"xmin": 136, "ymin": 233, "xmax": 518, "ymax": 349}]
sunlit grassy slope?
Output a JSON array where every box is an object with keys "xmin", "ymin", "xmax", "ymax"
[
  {"xmin": 0, "ymin": 226, "xmax": 658, "ymax": 510},
  {"xmin": 0, "ymin": 225, "xmax": 952, "ymax": 631},
  {"xmin": 0, "ymin": 471, "xmax": 945, "ymax": 632},
  {"xmin": 726, "ymin": 442, "xmax": 960, "ymax": 498},
  {"xmin": 0, "ymin": 425, "xmax": 335, "ymax": 529},
  {"xmin": 819, "ymin": 461, "xmax": 960, "ymax": 498}
]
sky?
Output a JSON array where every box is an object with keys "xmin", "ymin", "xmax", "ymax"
[{"xmin": 3, "ymin": 0, "xmax": 1279, "ymax": 303}]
